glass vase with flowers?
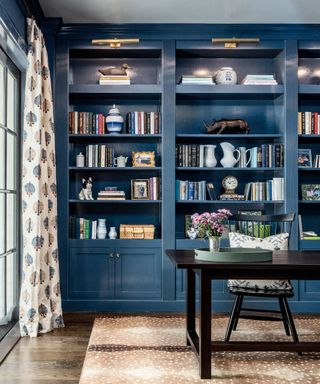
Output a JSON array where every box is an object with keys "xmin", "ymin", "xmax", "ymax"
[{"xmin": 191, "ymin": 209, "xmax": 232, "ymax": 252}]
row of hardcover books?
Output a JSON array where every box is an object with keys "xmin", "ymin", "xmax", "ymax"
[
  {"xmin": 69, "ymin": 217, "xmax": 98, "ymax": 239},
  {"xmin": 176, "ymin": 145, "xmax": 216, "ymax": 167},
  {"xmin": 85, "ymin": 145, "xmax": 114, "ymax": 167},
  {"xmin": 176, "ymin": 180, "xmax": 207, "ymax": 200},
  {"xmin": 298, "ymin": 112, "xmax": 320, "ymax": 135},
  {"xmin": 251, "ymin": 144, "xmax": 284, "ymax": 168},
  {"xmin": 126, "ymin": 112, "xmax": 160, "ymax": 134},
  {"xmin": 176, "ymin": 144, "xmax": 284, "ymax": 168},
  {"xmin": 69, "ymin": 111, "xmax": 161, "ymax": 135},
  {"xmin": 243, "ymin": 178, "xmax": 284, "ymax": 201}
]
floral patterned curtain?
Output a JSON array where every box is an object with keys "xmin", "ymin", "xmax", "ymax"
[{"xmin": 19, "ymin": 18, "xmax": 64, "ymax": 337}]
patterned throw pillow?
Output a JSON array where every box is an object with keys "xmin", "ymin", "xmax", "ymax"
[{"xmin": 227, "ymin": 232, "xmax": 293, "ymax": 291}]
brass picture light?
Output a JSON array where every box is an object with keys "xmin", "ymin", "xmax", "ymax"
[
  {"xmin": 91, "ymin": 38, "xmax": 140, "ymax": 48},
  {"xmin": 212, "ymin": 37, "xmax": 260, "ymax": 48}
]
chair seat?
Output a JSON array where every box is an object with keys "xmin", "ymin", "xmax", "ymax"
[
  {"xmin": 228, "ymin": 279, "xmax": 293, "ymax": 291},
  {"xmin": 228, "ymin": 285, "xmax": 295, "ymax": 298}
]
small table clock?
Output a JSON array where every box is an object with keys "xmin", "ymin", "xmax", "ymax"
[{"xmin": 221, "ymin": 175, "xmax": 238, "ymax": 195}]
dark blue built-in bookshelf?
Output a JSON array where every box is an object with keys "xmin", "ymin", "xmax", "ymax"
[{"xmin": 51, "ymin": 24, "xmax": 320, "ymax": 312}]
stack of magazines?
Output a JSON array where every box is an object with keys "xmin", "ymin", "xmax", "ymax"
[
  {"xmin": 179, "ymin": 75, "xmax": 214, "ymax": 85},
  {"xmin": 242, "ymin": 74, "xmax": 278, "ymax": 85}
]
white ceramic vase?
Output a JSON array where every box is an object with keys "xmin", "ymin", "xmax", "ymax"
[
  {"xmin": 204, "ymin": 145, "xmax": 217, "ymax": 167},
  {"xmin": 215, "ymin": 67, "xmax": 237, "ymax": 85},
  {"xmin": 109, "ymin": 226, "xmax": 117, "ymax": 239},
  {"xmin": 97, "ymin": 219, "xmax": 107, "ymax": 239},
  {"xmin": 220, "ymin": 142, "xmax": 240, "ymax": 168}
]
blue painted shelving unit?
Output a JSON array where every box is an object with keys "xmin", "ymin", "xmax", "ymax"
[{"xmin": 51, "ymin": 24, "xmax": 320, "ymax": 312}]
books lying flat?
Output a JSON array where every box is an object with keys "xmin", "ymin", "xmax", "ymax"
[
  {"xmin": 99, "ymin": 75, "xmax": 131, "ymax": 85},
  {"xmin": 242, "ymin": 74, "xmax": 278, "ymax": 85},
  {"xmin": 180, "ymin": 75, "xmax": 214, "ymax": 85}
]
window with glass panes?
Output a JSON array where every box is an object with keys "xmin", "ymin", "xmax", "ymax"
[{"xmin": 0, "ymin": 47, "xmax": 20, "ymax": 339}]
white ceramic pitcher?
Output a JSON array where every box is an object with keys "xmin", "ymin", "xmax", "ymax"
[{"xmin": 220, "ymin": 142, "xmax": 240, "ymax": 168}]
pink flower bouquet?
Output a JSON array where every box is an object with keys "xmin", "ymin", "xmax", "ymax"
[{"xmin": 191, "ymin": 209, "xmax": 232, "ymax": 239}]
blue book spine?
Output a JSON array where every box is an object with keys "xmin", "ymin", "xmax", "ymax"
[
  {"xmin": 188, "ymin": 181, "xmax": 194, "ymax": 200},
  {"xmin": 176, "ymin": 180, "xmax": 180, "ymax": 200}
]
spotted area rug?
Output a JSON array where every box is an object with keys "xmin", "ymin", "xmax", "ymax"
[{"xmin": 79, "ymin": 315, "xmax": 320, "ymax": 383}]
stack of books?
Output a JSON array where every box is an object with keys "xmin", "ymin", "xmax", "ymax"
[
  {"xmin": 69, "ymin": 112, "xmax": 105, "ymax": 134},
  {"xmin": 97, "ymin": 187, "xmax": 126, "ymax": 200},
  {"xmin": 99, "ymin": 75, "xmax": 131, "ymax": 85},
  {"xmin": 179, "ymin": 75, "xmax": 214, "ymax": 85},
  {"xmin": 241, "ymin": 74, "xmax": 278, "ymax": 85},
  {"xmin": 176, "ymin": 180, "xmax": 207, "ymax": 201},
  {"xmin": 219, "ymin": 194, "xmax": 245, "ymax": 201},
  {"xmin": 126, "ymin": 112, "xmax": 160, "ymax": 134}
]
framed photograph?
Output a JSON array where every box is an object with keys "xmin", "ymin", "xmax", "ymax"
[
  {"xmin": 132, "ymin": 151, "xmax": 155, "ymax": 167},
  {"xmin": 301, "ymin": 184, "xmax": 320, "ymax": 201},
  {"xmin": 131, "ymin": 179, "xmax": 149, "ymax": 200},
  {"xmin": 298, "ymin": 149, "xmax": 312, "ymax": 168}
]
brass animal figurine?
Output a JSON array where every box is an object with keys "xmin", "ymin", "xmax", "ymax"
[
  {"xmin": 204, "ymin": 119, "xmax": 250, "ymax": 134},
  {"xmin": 99, "ymin": 63, "xmax": 131, "ymax": 76}
]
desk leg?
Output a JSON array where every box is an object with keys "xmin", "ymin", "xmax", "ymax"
[
  {"xmin": 186, "ymin": 269, "xmax": 196, "ymax": 345},
  {"xmin": 199, "ymin": 269, "xmax": 211, "ymax": 379}
]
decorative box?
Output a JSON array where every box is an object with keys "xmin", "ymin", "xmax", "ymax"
[{"xmin": 120, "ymin": 224, "xmax": 155, "ymax": 239}]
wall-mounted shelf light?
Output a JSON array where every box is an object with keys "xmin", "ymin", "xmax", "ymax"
[
  {"xmin": 212, "ymin": 37, "xmax": 260, "ymax": 48},
  {"xmin": 91, "ymin": 38, "xmax": 140, "ymax": 48}
]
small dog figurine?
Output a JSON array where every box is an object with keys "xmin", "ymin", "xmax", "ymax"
[{"xmin": 78, "ymin": 177, "xmax": 94, "ymax": 200}]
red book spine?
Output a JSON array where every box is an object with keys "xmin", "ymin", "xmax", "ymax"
[{"xmin": 315, "ymin": 112, "xmax": 319, "ymax": 135}]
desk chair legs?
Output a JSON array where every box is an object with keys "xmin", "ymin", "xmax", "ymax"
[
  {"xmin": 225, "ymin": 294, "xmax": 300, "ymax": 346},
  {"xmin": 225, "ymin": 294, "xmax": 243, "ymax": 342}
]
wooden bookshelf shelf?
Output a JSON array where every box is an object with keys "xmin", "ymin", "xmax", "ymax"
[
  {"xmin": 176, "ymin": 200, "xmax": 284, "ymax": 204},
  {"xmin": 69, "ymin": 84, "xmax": 162, "ymax": 98},
  {"xmin": 69, "ymin": 200, "xmax": 162, "ymax": 204},
  {"xmin": 176, "ymin": 167, "xmax": 283, "ymax": 171},
  {"xmin": 69, "ymin": 166, "xmax": 162, "ymax": 171}
]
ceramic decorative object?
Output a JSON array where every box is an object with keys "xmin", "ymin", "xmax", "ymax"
[
  {"xmin": 204, "ymin": 145, "xmax": 217, "ymax": 167},
  {"xmin": 78, "ymin": 177, "xmax": 94, "ymax": 200},
  {"xmin": 237, "ymin": 146, "xmax": 252, "ymax": 168},
  {"xmin": 76, "ymin": 152, "xmax": 85, "ymax": 167},
  {"xmin": 209, "ymin": 236, "xmax": 221, "ymax": 252},
  {"xmin": 114, "ymin": 155, "xmax": 128, "ymax": 167},
  {"xmin": 215, "ymin": 67, "xmax": 237, "ymax": 85},
  {"xmin": 109, "ymin": 226, "xmax": 117, "ymax": 239},
  {"xmin": 220, "ymin": 142, "xmax": 240, "ymax": 168},
  {"xmin": 97, "ymin": 219, "xmax": 107, "ymax": 239},
  {"xmin": 187, "ymin": 227, "xmax": 198, "ymax": 240},
  {"xmin": 106, "ymin": 104, "xmax": 124, "ymax": 134},
  {"xmin": 99, "ymin": 64, "xmax": 131, "ymax": 76}
]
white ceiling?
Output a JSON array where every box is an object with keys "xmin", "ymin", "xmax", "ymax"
[{"xmin": 39, "ymin": 0, "xmax": 320, "ymax": 24}]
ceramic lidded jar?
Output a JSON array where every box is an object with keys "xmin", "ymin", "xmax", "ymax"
[
  {"xmin": 215, "ymin": 67, "xmax": 237, "ymax": 85},
  {"xmin": 106, "ymin": 104, "xmax": 124, "ymax": 134}
]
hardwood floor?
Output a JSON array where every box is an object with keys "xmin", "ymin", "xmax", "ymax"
[{"xmin": 0, "ymin": 313, "xmax": 95, "ymax": 384}]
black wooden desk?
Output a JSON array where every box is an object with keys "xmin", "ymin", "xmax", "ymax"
[{"xmin": 166, "ymin": 249, "xmax": 320, "ymax": 379}]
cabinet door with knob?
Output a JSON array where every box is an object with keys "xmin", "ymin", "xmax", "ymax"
[
  {"xmin": 114, "ymin": 247, "xmax": 162, "ymax": 299},
  {"xmin": 68, "ymin": 247, "xmax": 115, "ymax": 299}
]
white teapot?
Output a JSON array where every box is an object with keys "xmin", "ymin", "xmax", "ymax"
[{"xmin": 114, "ymin": 155, "xmax": 128, "ymax": 168}]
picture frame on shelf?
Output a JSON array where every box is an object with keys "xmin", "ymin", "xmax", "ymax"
[
  {"xmin": 298, "ymin": 148, "xmax": 312, "ymax": 168},
  {"xmin": 132, "ymin": 151, "xmax": 155, "ymax": 167},
  {"xmin": 301, "ymin": 184, "xmax": 320, "ymax": 201},
  {"xmin": 131, "ymin": 179, "xmax": 149, "ymax": 200}
]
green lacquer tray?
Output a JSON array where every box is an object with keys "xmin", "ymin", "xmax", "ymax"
[{"xmin": 194, "ymin": 247, "xmax": 273, "ymax": 263}]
